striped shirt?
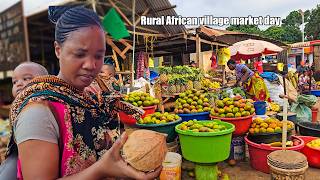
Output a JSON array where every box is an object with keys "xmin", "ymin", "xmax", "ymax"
[{"xmin": 235, "ymin": 64, "xmax": 254, "ymax": 82}]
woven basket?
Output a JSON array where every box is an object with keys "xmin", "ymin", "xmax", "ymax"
[{"xmin": 267, "ymin": 150, "xmax": 308, "ymax": 180}]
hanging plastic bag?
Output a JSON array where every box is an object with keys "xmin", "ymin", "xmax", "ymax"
[{"xmin": 290, "ymin": 95, "xmax": 317, "ymax": 122}]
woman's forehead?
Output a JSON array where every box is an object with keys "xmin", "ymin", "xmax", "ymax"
[{"xmin": 63, "ymin": 26, "xmax": 105, "ymax": 50}]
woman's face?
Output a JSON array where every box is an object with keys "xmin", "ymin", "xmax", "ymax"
[
  {"xmin": 228, "ymin": 64, "xmax": 235, "ymax": 70},
  {"xmin": 54, "ymin": 26, "xmax": 106, "ymax": 90}
]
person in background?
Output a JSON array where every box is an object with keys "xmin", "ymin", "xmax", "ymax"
[
  {"xmin": 227, "ymin": 59, "xmax": 270, "ymax": 101},
  {"xmin": 253, "ymin": 57, "xmax": 264, "ymax": 74},
  {"xmin": 86, "ymin": 58, "xmax": 121, "ymax": 94},
  {"xmin": 190, "ymin": 61, "xmax": 197, "ymax": 67},
  {"xmin": 11, "ymin": 62, "xmax": 48, "ymax": 97}
]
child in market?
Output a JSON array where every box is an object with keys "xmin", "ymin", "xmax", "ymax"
[
  {"xmin": 11, "ymin": 62, "xmax": 48, "ymax": 98},
  {"xmin": 0, "ymin": 62, "xmax": 48, "ymax": 179}
]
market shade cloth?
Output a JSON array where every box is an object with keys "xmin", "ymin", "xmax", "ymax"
[{"xmin": 230, "ymin": 39, "xmax": 283, "ymax": 60}]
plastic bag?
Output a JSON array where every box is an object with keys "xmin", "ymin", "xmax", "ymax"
[{"xmin": 290, "ymin": 95, "xmax": 318, "ymax": 122}]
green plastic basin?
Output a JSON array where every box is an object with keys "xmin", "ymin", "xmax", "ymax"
[
  {"xmin": 136, "ymin": 118, "xmax": 183, "ymax": 142},
  {"xmin": 175, "ymin": 120, "xmax": 235, "ymax": 163}
]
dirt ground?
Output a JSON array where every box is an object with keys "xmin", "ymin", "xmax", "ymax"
[{"xmin": 181, "ymin": 160, "xmax": 320, "ymax": 180}]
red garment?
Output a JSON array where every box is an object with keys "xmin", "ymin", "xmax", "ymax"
[
  {"xmin": 254, "ymin": 61, "xmax": 264, "ymax": 74},
  {"xmin": 210, "ymin": 51, "xmax": 217, "ymax": 69}
]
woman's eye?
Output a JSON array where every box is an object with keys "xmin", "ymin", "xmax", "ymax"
[
  {"xmin": 12, "ymin": 80, "xmax": 17, "ymax": 85},
  {"xmin": 75, "ymin": 53, "xmax": 85, "ymax": 58}
]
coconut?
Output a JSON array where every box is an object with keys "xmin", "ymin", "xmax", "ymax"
[{"xmin": 123, "ymin": 130, "xmax": 167, "ymax": 172}]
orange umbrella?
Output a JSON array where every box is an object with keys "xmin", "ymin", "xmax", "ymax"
[{"xmin": 230, "ymin": 39, "xmax": 283, "ymax": 60}]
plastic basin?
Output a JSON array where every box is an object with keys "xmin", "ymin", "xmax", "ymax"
[
  {"xmin": 310, "ymin": 90, "xmax": 320, "ymax": 97},
  {"xmin": 276, "ymin": 112, "xmax": 297, "ymax": 124},
  {"xmin": 119, "ymin": 105, "xmax": 156, "ymax": 125},
  {"xmin": 297, "ymin": 121, "xmax": 320, "ymax": 137},
  {"xmin": 247, "ymin": 128, "xmax": 294, "ymax": 144},
  {"xmin": 245, "ymin": 136, "xmax": 305, "ymax": 174},
  {"xmin": 178, "ymin": 112, "xmax": 210, "ymax": 122},
  {"xmin": 136, "ymin": 118, "xmax": 183, "ymax": 142},
  {"xmin": 175, "ymin": 120, "xmax": 235, "ymax": 163},
  {"xmin": 210, "ymin": 114, "xmax": 254, "ymax": 136},
  {"xmin": 298, "ymin": 136, "xmax": 320, "ymax": 168}
]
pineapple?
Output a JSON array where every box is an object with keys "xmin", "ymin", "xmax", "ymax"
[
  {"xmin": 180, "ymin": 77, "xmax": 187, "ymax": 92},
  {"xmin": 175, "ymin": 82, "xmax": 181, "ymax": 93},
  {"xmin": 193, "ymin": 75, "xmax": 202, "ymax": 90},
  {"xmin": 158, "ymin": 67, "xmax": 168, "ymax": 84},
  {"xmin": 186, "ymin": 75, "xmax": 194, "ymax": 90},
  {"xmin": 168, "ymin": 77, "xmax": 176, "ymax": 94},
  {"xmin": 158, "ymin": 67, "xmax": 172, "ymax": 84}
]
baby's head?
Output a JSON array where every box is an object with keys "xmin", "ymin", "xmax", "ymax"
[{"xmin": 12, "ymin": 62, "xmax": 48, "ymax": 97}]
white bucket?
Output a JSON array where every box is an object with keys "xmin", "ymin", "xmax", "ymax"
[{"xmin": 160, "ymin": 152, "xmax": 182, "ymax": 180}]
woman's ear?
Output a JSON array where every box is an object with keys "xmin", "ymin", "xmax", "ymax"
[{"xmin": 54, "ymin": 41, "xmax": 61, "ymax": 60}]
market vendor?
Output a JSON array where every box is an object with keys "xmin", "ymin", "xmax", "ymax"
[
  {"xmin": 85, "ymin": 58, "xmax": 121, "ymax": 94},
  {"xmin": 227, "ymin": 59, "xmax": 270, "ymax": 101},
  {"xmin": 1, "ymin": 6, "xmax": 160, "ymax": 180}
]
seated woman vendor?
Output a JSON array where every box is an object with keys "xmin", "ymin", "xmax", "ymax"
[{"xmin": 227, "ymin": 59, "xmax": 270, "ymax": 101}]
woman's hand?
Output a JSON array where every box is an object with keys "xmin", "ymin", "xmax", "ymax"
[{"xmin": 96, "ymin": 132, "xmax": 162, "ymax": 179}]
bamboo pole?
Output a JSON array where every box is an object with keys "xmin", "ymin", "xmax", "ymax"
[
  {"xmin": 282, "ymin": 98, "xmax": 288, "ymax": 149},
  {"xmin": 131, "ymin": 0, "xmax": 136, "ymax": 86}
]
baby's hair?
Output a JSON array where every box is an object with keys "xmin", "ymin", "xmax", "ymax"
[{"xmin": 18, "ymin": 62, "xmax": 48, "ymax": 75}]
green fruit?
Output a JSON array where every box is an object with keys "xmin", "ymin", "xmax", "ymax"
[
  {"xmin": 180, "ymin": 99, "xmax": 187, "ymax": 104},
  {"xmin": 140, "ymin": 96, "xmax": 146, "ymax": 101},
  {"xmin": 153, "ymin": 99, "xmax": 160, "ymax": 104},
  {"xmin": 220, "ymin": 114, "xmax": 226, "ymax": 118},
  {"xmin": 203, "ymin": 98, "xmax": 209, "ymax": 103},
  {"xmin": 197, "ymin": 109, "xmax": 204, "ymax": 113},
  {"xmin": 193, "ymin": 96, "xmax": 199, "ymax": 101},
  {"xmin": 135, "ymin": 97, "xmax": 141, "ymax": 101},
  {"xmin": 137, "ymin": 101, "xmax": 143, "ymax": 106},
  {"xmin": 191, "ymin": 101, "xmax": 198, "ymax": 106},
  {"xmin": 143, "ymin": 100, "xmax": 151, "ymax": 107},
  {"xmin": 197, "ymin": 99, "xmax": 203, "ymax": 105},
  {"xmin": 232, "ymin": 107, "xmax": 239, "ymax": 114},
  {"xmin": 179, "ymin": 93, "xmax": 186, "ymax": 98},
  {"xmin": 235, "ymin": 112, "xmax": 242, "ymax": 117},
  {"xmin": 226, "ymin": 113, "xmax": 234, "ymax": 118},
  {"xmin": 187, "ymin": 99, "xmax": 193, "ymax": 104},
  {"xmin": 197, "ymin": 105, "xmax": 203, "ymax": 109},
  {"xmin": 132, "ymin": 102, "xmax": 138, "ymax": 106},
  {"xmin": 129, "ymin": 97, "xmax": 135, "ymax": 103},
  {"xmin": 216, "ymin": 100, "xmax": 224, "ymax": 108}
]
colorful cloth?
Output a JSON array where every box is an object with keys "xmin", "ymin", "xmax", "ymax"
[
  {"xmin": 244, "ymin": 72, "xmax": 271, "ymax": 102},
  {"xmin": 6, "ymin": 75, "xmax": 143, "ymax": 177},
  {"xmin": 235, "ymin": 64, "xmax": 254, "ymax": 82}
]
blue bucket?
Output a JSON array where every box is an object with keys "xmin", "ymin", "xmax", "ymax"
[
  {"xmin": 253, "ymin": 101, "xmax": 267, "ymax": 115},
  {"xmin": 178, "ymin": 112, "xmax": 210, "ymax": 122}
]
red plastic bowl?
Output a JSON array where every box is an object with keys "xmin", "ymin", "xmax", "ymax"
[
  {"xmin": 210, "ymin": 114, "xmax": 254, "ymax": 136},
  {"xmin": 119, "ymin": 105, "xmax": 156, "ymax": 125},
  {"xmin": 298, "ymin": 136, "xmax": 320, "ymax": 168},
  {"xmin": 245, "ymin": 136, "xmax": 305, "ymax": 174}
]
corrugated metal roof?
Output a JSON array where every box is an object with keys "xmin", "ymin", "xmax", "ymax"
[{"xmin": 114, "ymin": 0, "xmax": 186, "ymax": 36}]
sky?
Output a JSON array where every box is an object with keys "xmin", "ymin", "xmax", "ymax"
[
  {"xmin": 0, "ymin": 0, "xmax": 319, "ymax": 29},
  {"xmin": 169, "ymin": 0, "xmax": 320, "ymax": 29}
]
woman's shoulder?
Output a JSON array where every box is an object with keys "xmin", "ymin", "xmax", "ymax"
[{"xmin": 14, "ymin": 102, "xmax": 60, "ymax": 145}]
